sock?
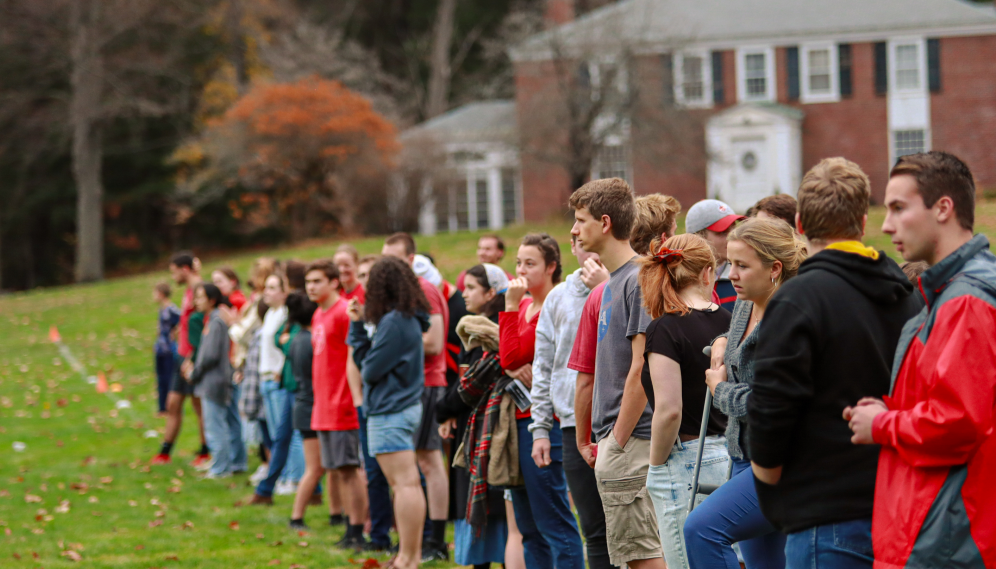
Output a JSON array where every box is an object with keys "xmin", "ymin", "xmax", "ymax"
[
  {"xmin": 347, "ymin": 524, "xmax": 363, "ymax": 539},
  {"xmin": 291, "ymin": 518, "xmax": 303, "ymax": 524},
  {"xmin": 159, "ymin": 441, "xmax": 173, "ymax": 456},
  {"xmin": 430, "ymin": 519, "xmax": 446, "ymax": 545},
  {"xmin": 198, "ymin": 443, "xmax": 209, "ymax": 456}
]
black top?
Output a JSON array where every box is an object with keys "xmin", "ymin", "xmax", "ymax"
[
  {"xmin": 642, "ymin": 307, "xmax": 730, "ymax": 437},
  {"xmin": 445, "ymin": 288, "xmax": 470, "ymax": 388},
  {"xmin": 290, "ymin": 330, "xmax": 314, "ymax": 432},
  {"xmin": 747, "ymin": 249, "xmax": 921, "ymax": 533}
]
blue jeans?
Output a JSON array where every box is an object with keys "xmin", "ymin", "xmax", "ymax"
[
  {"xmin": 202, "ymin": 390, "xmax": 247, "ymax": 476},
  {"xmin": 510, "ymin": 419, "xmax": 585, "ymax": 569},
  {"xmin": 685, "ymin": 458, "xmax": 786, "ymax": 569},
  {"xmin": 785, "ymin": 519, "xmax": 873, "ymax": 569},
  {"xmin": 257, "ymin": 380, "xmax": 303, "ymax": 496},
  {"xmin": 647, "ymin": 436, "xmax": 730, "ymax": 569},
  {"xmin": 359, "ymin": 406, "xmax": 394, "ymax": 546}
]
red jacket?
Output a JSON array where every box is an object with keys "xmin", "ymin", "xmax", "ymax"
[
  {"xmin": 499, "ymin": 296, "xmax": 537, "ymax": 419},
  {"xmin": 871, "ymin": 235, "xmax": 996, "ymax": 569}
]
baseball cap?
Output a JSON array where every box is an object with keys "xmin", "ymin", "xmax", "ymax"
[{"xmin": 685, "ymin": 199, "xmax": 745, "ymax": 234}]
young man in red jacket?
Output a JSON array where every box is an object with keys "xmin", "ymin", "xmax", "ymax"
[{"xmin": 846, "ymin": 151, "xmax": 996, "ymax": 569}]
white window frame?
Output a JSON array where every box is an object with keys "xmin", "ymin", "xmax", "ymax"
[
  {"xmin": 674, "ymin": 50, "xmax": 713, "ymax": 108},
  {"xmin": 587, "ymin": 55, "xmax": 628, "ymax": 102},
  {"xmin": 889, "ymin": 38, "xmax": 927, "ymax": 94},
  {"xmin": 800, "ymin": 43, "xmax": 840, "ymax": 104},
  {"xmin": 892, "ymin": 129, "xmax": 929, "ymax": 159},
  {"xmin": 736, "ymin": 46, "xmax": 776, "ymax": 103}
]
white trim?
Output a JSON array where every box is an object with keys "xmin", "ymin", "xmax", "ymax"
[
  {"xmin": 736, "ymin": 46, "xmax": 776, "ymax": 103},
  {"xmin": 885, "ymin": 36, "xmax": 931, "ymax": 167},
  {"xmin": 800, "ymin": 42, "xmax": 840, "ymax": 104},
  {"xmin": 674, "ymin": 50, "xmax": 714, "ymax": 108},
  {"xmin": 889, "ymin": 37, "xmax": 927, "ymax": 93}
]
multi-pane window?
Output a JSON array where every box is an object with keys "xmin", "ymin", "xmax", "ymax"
[
  {"xmin": 808, "ymin": 49, "xmax": 832, "ymax": 94},
  {"xmin": 896, "ymin": 44, "xmax": 921, "ymax": 89},
  {"xmin": 501, "ymin": 168, "xmax": 517, "ymax": 226},
  {"xmin": 895, "ymin": 130, "xmax": 926, "ymax": 158},
  {"xmin": 594, "ymin": 144, "xmax": 629, "ymax": 181},
  {"xmin": 475, "ymin": 177, "xmax": 489, "ymax": 229},
  {"xmin": 682, "ymin": 55, "xmax": 704, "ymax": 101},
  {"xmin": 745, "ymin": 53, "xmax": 767, "ymax": 97}
]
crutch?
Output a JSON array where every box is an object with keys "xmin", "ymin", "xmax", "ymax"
[{"xmin": 688, "ymin": 345, "xmax": 733, "ymax": 512}]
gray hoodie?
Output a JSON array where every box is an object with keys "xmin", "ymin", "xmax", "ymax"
[
  {"xmin": 529, "ymin": 269, "xmax": 594, "ymax": 439},
  {"xmin": 190, "ymin": 309, "xmax": 234, "ymax": 406}
]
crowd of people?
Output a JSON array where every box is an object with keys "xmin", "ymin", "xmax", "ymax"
[{"xmin": 149, "ymin": 150, "xmax": 994, "ymax": 569}]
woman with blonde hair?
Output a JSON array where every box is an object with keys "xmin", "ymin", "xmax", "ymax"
[
  {"xmin": 637, "ymin": 233, "xmax": 733, "ymax": 569},
  {"xmin": 683, "ymin": 217, "xmax": 807, "ymax": 569}
]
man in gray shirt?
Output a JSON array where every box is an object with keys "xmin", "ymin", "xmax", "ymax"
[{"xmin": 570, "ymin": 178, "xmax": 664, "ymax": 569}]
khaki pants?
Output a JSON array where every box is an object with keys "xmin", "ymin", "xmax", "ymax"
[{"xmin": 594, "ymin": 432, "xmax": 663, "ymax": 567}]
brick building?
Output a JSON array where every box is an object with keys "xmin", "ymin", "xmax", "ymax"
[{"xmin": 509, "ymin": 0, "xmax": 996, "ymax": 220}]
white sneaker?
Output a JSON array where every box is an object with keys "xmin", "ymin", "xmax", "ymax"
[
  {"xmin": 249, "ymin": 464, "xmax": 269, "ymax": 485},
  {"xmin": 274, "ymin": 480, "xmax": 298, "ymax": 496},
  {"xmin": 201, "ymin": 471, "xmax": 232, "ymax": 480},
  {"xmin": 194, "ymin": 457, "xmax": 215, "ymax": 472}
]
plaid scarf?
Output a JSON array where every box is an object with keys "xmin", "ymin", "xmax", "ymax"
[{"xmin": 461, "ymin": 352, "xmax": 509, "ymax": 535}]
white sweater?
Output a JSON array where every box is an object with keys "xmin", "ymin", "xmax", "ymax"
[{"xmin": 258, "ymin": 305, "xmax": 287, "ymax": 378}]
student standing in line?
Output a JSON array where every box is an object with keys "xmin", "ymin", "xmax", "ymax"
[
  {"xmin": 348, "ymin": 256, "xmax": 431, "ymax": 569},
  {"xmin": 184, "ymin": 283, "xmax": 246, "ymax": 478},
  {"xmin": 570, "ymin": 178, "xmax": 665, "ymax": 569},
  {"xmin": 212, "ymin": 266, "xmax": 247, "ymax": 313},
  {"xmin": 684, "ymin": 218, "xmax": 806, "ymax": 569},
  {"xmin": 382, "ymin": 232, "xmax": 451, "ymax": 562},
  {"xmin": 152, "ymin": 252, "xmax": 210, "ymax": 467},
  {"xmin": 567, "ymin": 192, "xmax": 680, "ymax": 569},
  {"xmin": 436, "ymin": 263, "xmax": 512, "ymax": 569},
  {"xmin": 305, "ymin": 260, "xmax": 371, "ymax": 550},
  {"xmin": 456, "ymin": 235, "xmax": 511, "ymax": 292},
  {"xmin": 153, "ymin": 282, "xmax": 181, "ymax": 416},
  {"xmin": 285, "ymin": 292, "xmax": 323, "ymax": 529},
  {"xmin": 846, "ymin": 152, "xmax": 996, "ymax": 568},
  {"xmin": 685, "ymin": 200, "xmax": 746, "ymax": 313},
  {"xmin": 638, "ymin": 233, "xmax": 731, "ymax": 569},
  {"xmin": 500, "ymin": 233, "xmax": 585, "ymax": 569},
  {"xmin": 747, "ymin": 158, "xmax": 921, "ymax": 569}
]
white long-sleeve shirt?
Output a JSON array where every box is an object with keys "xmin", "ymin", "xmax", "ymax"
[{"xmin": 258, "ymin": 305, "xmax": 287, "ymax": 379}]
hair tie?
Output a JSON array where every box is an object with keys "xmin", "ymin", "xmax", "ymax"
[{"xmin": 653, "ymin": 246, "xmax": 684, "ymax": 265}]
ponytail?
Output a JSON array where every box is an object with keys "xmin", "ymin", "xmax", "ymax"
[{"xmin": 638, "ymin": 233, "xmax": 716, "ymax": 318}]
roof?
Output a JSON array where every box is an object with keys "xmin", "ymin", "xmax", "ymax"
[
  {"xmin": 511, "ymin": 0, "xmax": 996, "ymax": 60},
  {"xmin": 400, "ymin": 100, "xmax": 517, "ymax": 145}
]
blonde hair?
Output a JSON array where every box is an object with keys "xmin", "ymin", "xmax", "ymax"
[
  {"xmin": 797, "ymin": 157, "xmax": 870, "ymax": 242},
  {"xmin": 638, "ymin": 233, "xmax": 716, "ymax": 318},
  {"xmin": 249, "ymin": 257, "xmax": 280, "ymax": 292},
  {"xmin": 727, "ymin": 218, "xmax": 808, "ymax": 284},
  {"xmin": 631, "ymin": 194, "xmax": 682, "ymax": 255}
]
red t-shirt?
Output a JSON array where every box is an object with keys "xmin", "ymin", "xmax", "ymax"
[
  {"xmin": 567, "ymin": 281, "xmax": 605, "ymax": 374},
  {"xmin": 420, "ymin": 277, "xmax": 449, "ymax": 388},
  {"xmin": 499, "ymin": 296, "xmax": 538, "ymax": 420},
  {"xmin": 341, "ymin": 284, "xmax": 365, "ymax": 304},
  {"xmin": 228, "ymin": 289, "xmax": 247, "ymax": 313},
  {"xmin": 310, "ymin": 298, "xmax": 359, "ymax": 431},
  {"xmin": 177, "ymin": 287, "xmax": 195, "ymax": 358}
]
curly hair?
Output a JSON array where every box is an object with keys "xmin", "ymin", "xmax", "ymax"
[{"xmin": 364, "ymin": 256, "xmax": 431, "ymax": 325}]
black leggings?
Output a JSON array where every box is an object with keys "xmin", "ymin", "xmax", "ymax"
[{"xmin": 561, "ymin": 427, "xmax": 613, "ymax": 569}]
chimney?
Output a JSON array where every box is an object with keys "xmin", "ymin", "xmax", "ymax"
[{"xmin": 544, "ymin": 0, "xmax": 575, "ymax": 28}]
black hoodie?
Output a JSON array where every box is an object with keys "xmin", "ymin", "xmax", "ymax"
[{"xmin": 746, "ymin": 247, "xmax": 922, "ymax": 533}]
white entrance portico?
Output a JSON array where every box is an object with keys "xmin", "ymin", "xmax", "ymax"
[{"xmin": 706, "ymin": 103, "xmax": 803, "ymax": 213}]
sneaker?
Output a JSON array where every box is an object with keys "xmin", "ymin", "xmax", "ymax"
[
  {"xmin": 335, "ymin": 534, "xmax": 371, "ymax": 551},
  {"xmin": 150, "ymin": 453, "xmax": 171, "ymax": 465},
  {"xmin": 249, "ymin": 464, "xmax": 269, "ymax": 485},
  {"xmin": 367, "ymin": 540, "xmax": 393, "ymax": 552},
  {"xmin": 245, "ymin": 493, "xmax": 273, "ymax": 506},
  {"xmin": 274, "ymin": 480, "xmax": 298, "ymax": 496},
  {"xmin": 288, "ymin": 519, "xmax": 309, "ymax": 531},
  {"xmin": 191, "ymin": 454, "xmax": 212, "ymax": 468},
  {"xmin": 329, "ymin": 513, "xmax": 346, "ymax": 526},
  {"xmin": 194, "ymin": 458, "xmax": 215, "ymax": 472},
  {"xmin": 201, "ymin": 471, "xmax": 233, "ymax": 480},
  {"xmin": 421, "ymin": 541, "xmax": 449, "ymax": 562}
]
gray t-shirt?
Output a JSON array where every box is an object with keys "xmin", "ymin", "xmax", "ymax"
[{"xmin": 592, "ymin": 257, "xmax": 654, "ymax": 442}]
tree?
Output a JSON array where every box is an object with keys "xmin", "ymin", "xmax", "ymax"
[{"xmin": 176, "ymin": 77, "xmax": 398, "ymax": 239}]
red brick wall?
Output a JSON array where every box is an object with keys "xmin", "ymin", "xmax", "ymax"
[
  {"xmin": 930, "ymin": 34, "xmax": 996, "ymax": 192},
  {"xmin": 778, "ymin": 43, "xmax": 891, "ymax": 203}
]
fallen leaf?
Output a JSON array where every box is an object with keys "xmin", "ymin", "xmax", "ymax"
[
  {"xmin": 297, "ymin": 541, "xmax": 308, "ymax": 548},
  {"xmin": 166, "ymin": 486, "xmax": 181, "ymax": 493},
  {"xmin": 256, "ymin": 533, "xmax": 264, "ymax": 539},
  {"xmin": 135, "ymin": 545, "xmax": 145, "ymax": 550},
  {"xmin": 229, "ymin": 521, "xmax": 239, "ymax": 530},
  {"xmin": 128, "ymin": 500, "xmax": 137, "ymax": 507},
  {"xmin": 61, "ymin": 550, "xmax": 82, "ymax": 562},
  {"xmin": 88, "ymin": 496, "xmax": 99, "ymax": 503},
  {"xmin": 268, "ymin": 560, "xmax": 280, "ymax": 566},
  {"xmin": 289, "ymin": 565, "xmax": 307, "ymax": 569},
  {"xmin": 31, "ymin": 528, "xmax": 44, "ymax": 534},
  {"xmin": 24, "ymin": 494, "xmax": 42, "ymax": 503},
  {"xmin": 268, "ymin": 540, "xmax": 282, "ymax": 547},
  {"xmin": 11, "ymin": 553, "xmax": 20, "ymax": 560},
  {"xmin": 181, "ymin": 520, "xmax": 194, "ymax": 530},
  {"xmin": 297, "ymin": 530, "xmax": 308, "ymax": 537},
  {"xmin": 81, "ymin": 456, "xmax": 95, "ymax": 466},
  {"xmin": 32, "ymin": 551, "xmax": 39, "ymax": 559},
  {"xmin": 148, "ymin": 520, "xmax": 163, "ymax": 528},
  {"xmin": 100, "ymin": 476, "xmax": 113, "ymax": 484},
  {"xmin": 164, "ymin": 554, "xmax": 179, "ymax": 561},
  {"xmin": 55, "ymin": 500, "xmax": 71, "ymax": 514}
]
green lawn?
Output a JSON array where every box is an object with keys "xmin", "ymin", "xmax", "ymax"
[{"xmin": 2, "ymin": 200, "xmax": 994, "ymax": 568}]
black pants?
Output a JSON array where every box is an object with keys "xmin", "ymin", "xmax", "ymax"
[{"xmin": 562, "ymin": 427, "xmax": 612, "ymax": 569}]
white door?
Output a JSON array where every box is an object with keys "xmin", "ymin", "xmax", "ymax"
[{"xmin": 729, "ymin": 137, "xmax": 770, "ymax": 213}]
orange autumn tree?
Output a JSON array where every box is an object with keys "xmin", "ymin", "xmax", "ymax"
[{"xmin": 177, "ymin": 76, "xmax": 398, "ymax": 238}]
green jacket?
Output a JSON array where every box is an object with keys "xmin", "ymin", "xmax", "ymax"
[{"xmin": 275, "ymin": 322, "xmax": 300, "ymax": 392}]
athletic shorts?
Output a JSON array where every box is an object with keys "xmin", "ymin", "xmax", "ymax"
[
  {"xmin": 414, "ymin": 386, "xmax": 444, "ymax": 451},
  {"xmin": 168, "ymin": 355, "xmax": 194, "ymax": 395},
  {"xmin": 317, "ymin": 430, "xmax": 361, "ymax": 470},
  {"xmin": 367, "ymin": 403, "xmax": 422, "ymax": 456},
  {"xmin": 299, "ymin": 429, "xmax": 317, "ymax": 440}
]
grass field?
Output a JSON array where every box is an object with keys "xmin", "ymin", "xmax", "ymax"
[{"xmin": 2, "ymin": 200, "xmax": 995, "ymax": 568}]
